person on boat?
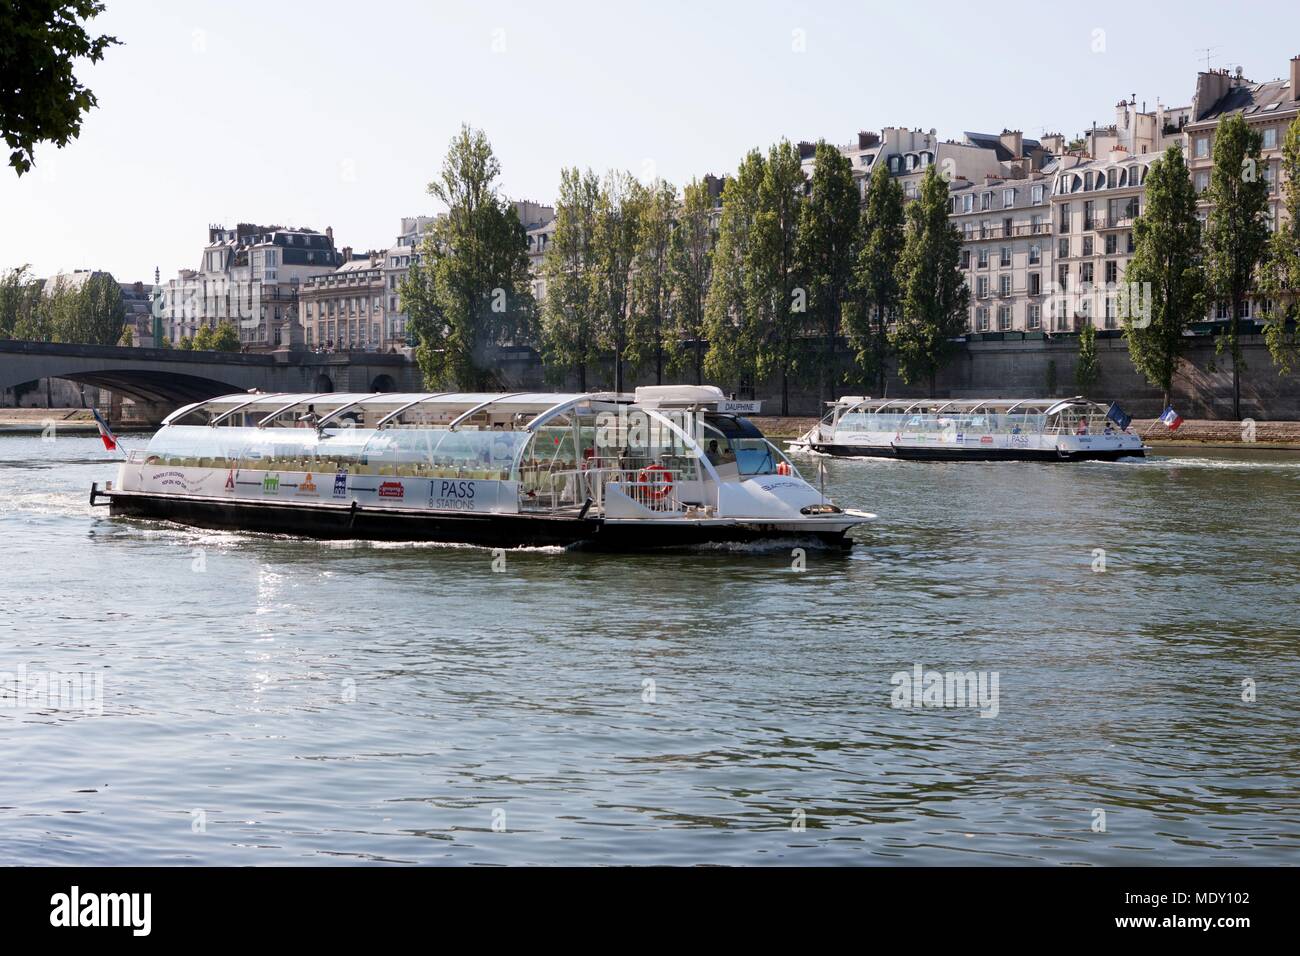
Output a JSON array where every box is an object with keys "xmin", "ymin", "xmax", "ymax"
[
  {"xmin": 297, "ymin": 405, "xmax": 321, "ymax": 431},
  {"xmin": 1076, "ymin": 419, "xmax": 1088, "ymax": 435}
]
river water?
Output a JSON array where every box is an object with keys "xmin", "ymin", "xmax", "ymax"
[{"xmin": 1, "ymin": 432, "xmax": 1297, "ymax": 865}]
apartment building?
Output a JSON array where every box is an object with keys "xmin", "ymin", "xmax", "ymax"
[
  {"xmin": 1049, "ymin": 150, "xmax": 1153, "ymax": 331},
  {"xmin": 1186, "ymin": 57, "xmax": 1300, "ymax": 324},
  {"xmin": 158, "ymin": 224, "xmax": 342, "ymax": 349},
  {"xmin": 808, "ymin": 127, "xmax": 1046, "ymax": 202},
  {"xmin": 299, "ymin": 250, "xmax": 395, "ymax": 352},
  {"xmin": 952, "ymin": 171, "xmax": 1057, "ymax": 334},
  {"xmin": 380, "ymin": 217, "xmax": 439, "ymax": 348},
  {"xmin": 1085, "ymin": 96, "xmax": 1192, "ymax": 158}
]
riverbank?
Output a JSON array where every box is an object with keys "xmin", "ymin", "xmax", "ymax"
[
  {"xmin": 750, "ymin": 414, "xmax": 1300, "ymax": 448},
  {"xmin": 0, "ymin": 408, "xmax": 155, "ymax": 433}
]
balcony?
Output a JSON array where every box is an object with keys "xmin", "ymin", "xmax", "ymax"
[
  {"xmin": 1093, "ymin": 212, "xmax": 1137, "ymax": 230},
  {"xmin": 966, "ymin": 222, "xmax": 1054, "ymax": 240}
]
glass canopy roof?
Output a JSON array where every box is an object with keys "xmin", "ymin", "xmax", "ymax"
[{"xmin": 164, "ymin": 391, "xmax": 609, "ymax": 429}]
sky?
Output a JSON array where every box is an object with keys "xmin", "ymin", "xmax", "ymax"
[{"xmin": 2, "ymin": 0, "xmax": 1298, "ymax": 282}]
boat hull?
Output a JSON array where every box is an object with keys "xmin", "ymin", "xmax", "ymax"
[
  {"xmin": 808, "ymin": 443, "xmax": 898, "ymax": 459},
  {"xmin": 810, "ymin": 442, "xmax": 1144, "ymax": 462},
  {"xmin": 104, "ymin": 490, "xmax": 861, "ymax": 551}
]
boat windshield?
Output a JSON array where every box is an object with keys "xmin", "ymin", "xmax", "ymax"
[{"xmin": 701, "ymin": 415, "xmax": 797, "ymax": 478}]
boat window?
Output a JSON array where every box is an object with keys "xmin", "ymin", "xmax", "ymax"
[
  {"xmin": 361, "ymin": 427, "xmax": 530, "ymax": 479},
  {"xmin": 236, "ymin": 427, "xmax": 372, "ymax": 472},
  {"xmin": 142, "ymin": 424, "xmax": 535, "ymax": 479},
  {"xmin": 840, "ymin": 410, "xmax": 906, "ymax": 430},
  {"xmin": 142, "ymin": 425, "xmax": 248, "ymax": 466}
]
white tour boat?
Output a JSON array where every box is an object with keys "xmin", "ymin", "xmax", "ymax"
[
  {"xmin": 794, "ymin": 396, "xmax": 1147, "ymax": 462},
  {"xmin": 92, "ymin": 386, "xmax": 874, "ymax": 549}
]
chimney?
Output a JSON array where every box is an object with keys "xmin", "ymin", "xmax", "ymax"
[
  {"xmin": 1293, "ymin": 55, "xmax": 1300, "ymax": 100},
  {"xmin": 325, "ymin": 226, "xmax": 334, "ymax": 245},
  {"xmin": 341, "ymin": 246, "xmax": 352, "ymax": 261}
]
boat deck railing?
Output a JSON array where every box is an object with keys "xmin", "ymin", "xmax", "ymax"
[{"xmin": 519, "ymin": 462, "xmax": 685, "ymax": 514}]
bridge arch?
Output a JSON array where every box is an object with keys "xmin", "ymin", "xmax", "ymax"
[
  {"xmin": 369, "ymin": 374, "xmax": 397, "ymax": 392},
  {"xmin": 43, "ymin": 369, "xmax": 246, "ymax": 404},
  {"xmin": 314, "ymin": 374, "xmax": 335, "ymax": 392}
]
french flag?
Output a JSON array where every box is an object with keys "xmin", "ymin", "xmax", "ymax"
[
  {"xmin": 1159, "ymin": 405, "xmax": 1184, "ymax": 431},
  {"xmin": 91, "ymin": 408, "xmax": 119, "ymax": 451}
]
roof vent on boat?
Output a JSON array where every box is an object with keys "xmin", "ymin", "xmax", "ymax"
[{"xmin": 633, "ymin": 385, "xmax": 726, "ymax": 408}]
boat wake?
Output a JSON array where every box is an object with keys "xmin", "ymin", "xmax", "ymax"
[{"xmin": 1089, "ymin": 455, "xmax": 1300, "ymax": 471}]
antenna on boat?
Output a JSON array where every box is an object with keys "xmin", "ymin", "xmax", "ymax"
[{"xmin": 818, "ymin": 455, "xmax": 827, "ymax": 504}]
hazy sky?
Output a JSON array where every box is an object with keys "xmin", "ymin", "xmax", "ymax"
[{"xmin": 2, "ymin": 0, "xmax": 1298, "ymax": 282}]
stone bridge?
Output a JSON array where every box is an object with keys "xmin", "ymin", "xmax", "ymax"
[{"xmin": 0, "ymin": 339, "xmax": 422, "ymax": 416}]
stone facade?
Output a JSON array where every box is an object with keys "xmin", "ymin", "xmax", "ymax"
[
  {"xmin": 158, "ymin": 224, "xmax": 342, "ymax": 350},
  {"xmin": 299, "ymin": 252, "xmax": 393, "ymax": 352}
]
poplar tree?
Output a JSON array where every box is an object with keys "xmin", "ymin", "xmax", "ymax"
[
  {"xmin": 1122, "ymin": 145, "xmax": 1205, "ymax": 408},
  {"xmin": 1075, "ymin": 319, "xmax": 1100, "ymax": 394},
  {"xmin": 753, "ymin": 140, "xmax": 808, "ymax": 415},
  {"xmin": 892, "ymin": 166, "xmax": 968, "ymax": 397},
  {"xmin": 401, "ymin": 126, "xmax": 534, "ymax": 390},
  {"xmin": 667, "ymin": 178, "xmax": 716, "ymax": 385},
  {"xmin": 847, "ymin": 161, "xmax": 906, "ymax": 395},
  {"xmin": 590, "ymin": 170, "xmax": 645, "ymax": 393},
  {"xmin": 541, "ymin": 167, "xmax": 602, "ymax": 389},
  {"xmin": 797, "ymin": 141, "xmax": 860, "ymax": 403},
  {"xmin": 1204, "ymin": 113, "xmax": 1271, "ymax": 418},
  {"xmin": 704, "ymin": 150, "xmax": 766, "ymax": 396},
  {"xmin": 628, "ymin": 178, "xmax": 677, "ymax": 385}
]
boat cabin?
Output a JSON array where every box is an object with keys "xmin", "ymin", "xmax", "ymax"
[{"xmin": 142, "ymin": 386, "xmax": 803, "ymax": 517}]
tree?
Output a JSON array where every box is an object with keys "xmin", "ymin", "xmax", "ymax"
[
  {"xmin": 1203, "ymin": 113, "xmax": 1271, "ymax": 418},
  {"xmin": 1121, "ymin": 145, "xmax": 1205, "ymax": 408},
  {"xmin": 589, "ymin": 170, "xmax": 645, "ymax": 392},
  {"xmin": 11, "ymin": 270, "xmax": 124, "ymax": 344},
  {"xmin": 76, "ymin": 271, "xmax": 125, "ymax": 345},
  {"xmin": 797, "ymin": 141, "xmax": 860, "ymax": 403},
  {"xmin": 705, "ymin": 142, "xmax": 808, "ymax": 413},
  {"xmin": 752, "ymin": 140, "xmax": 807, "ymax": 415},
  {"xmin": 119, "ymin": 325, "xmax": 133, "ymax": 346},
  {"xmin": 667, "ymin": 178, "xmax": 715, "ymax": 385},
  {"xmin": 891, "ymin": 166, "xmax": 968, "ymax": 397},
  {"xmin": 847, "ymin": 161, "xmax": 906, "ymax": 395},
  {"xmin": 541, "ymin": 167, "xmax": 601, "ymax": 389},
  {"xmin": 704, "ymin": 150, "xmax": 766, "ymax": 394},
  {"xmin": 1262, "ymin": 116, "xmax": 1300, "ymax": 374},
  {"xmin": 401, "ymin": 126, "xmax": 534, "ymax": 389},
  {"xmin": 193, "ymin": 320, "xmax": 239, "ymax": 352},
  {"xmin": 1075, "ymin": 320, "xmax": 1100, "ymax": 393},
  {"xmin": 0, "ymin": 265, "xmax": 43, "ymax": 337},
  {"xmin": 627, "ymin": 178, "xmax": 676, "ymax": 385},
  {"xmin": 0, "ymin": 1, "xmax": 119, "ymax": 175}
]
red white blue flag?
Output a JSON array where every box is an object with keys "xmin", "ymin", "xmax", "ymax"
[
  {"xmin": 91, "ymin": 408, "xmax": 119, "ymax": 451},
  {"xmin": 1159, "ymin": 405, "xmax": 1183, "ymax": 431}
]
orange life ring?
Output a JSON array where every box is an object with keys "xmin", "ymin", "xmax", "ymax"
[
  {"xmin": 776, "ymin": 461, "xmax": 792, "ymax": 476},
  {"xmin": 637, "ymin": 464, "xmax": 674, "ymax": 500}
]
